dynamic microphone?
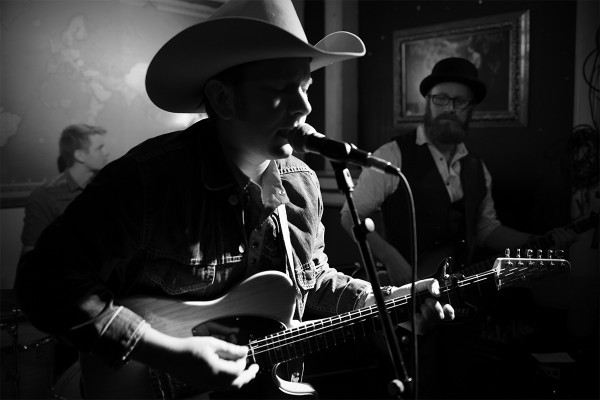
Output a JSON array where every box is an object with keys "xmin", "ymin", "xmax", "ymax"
[{"xmin": 288, "ymin": 124, "xmax": 400, "ymax": 175}]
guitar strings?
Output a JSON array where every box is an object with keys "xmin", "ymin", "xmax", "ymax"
[
  {"xmin": 247, "ymin": 272, "xmax": 493, "ymax": 362},
  {"xmin": 246, "ymin": 258, "xmax": 569, "ymax": 365}
]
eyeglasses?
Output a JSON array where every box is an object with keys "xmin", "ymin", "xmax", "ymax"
[{"xmin": 428, "ymin": 94, "xmax": 473, "ymax": 110}]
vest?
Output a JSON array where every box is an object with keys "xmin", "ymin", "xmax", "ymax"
[{"xmin": 380, "ymin": 130, "xmax": 487, "ymax": 266}]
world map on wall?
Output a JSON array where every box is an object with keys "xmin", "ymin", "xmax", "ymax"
[
  {"xmin": 1, "ymin": 14, "xmax": 150, "ymax": 147},
  {"xmin": 0, "ymin": 0, "xmax": 209, "ymax": 190}
]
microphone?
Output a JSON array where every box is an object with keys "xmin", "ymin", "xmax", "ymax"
[{"xmin": 288, "ymin": 124, "xmax": 399, "ymax": 175}]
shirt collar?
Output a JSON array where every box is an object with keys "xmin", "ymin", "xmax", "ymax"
[
  {"xmin": 64, "ymin": 169, "xmax": 84, "ymax": 191},
  {"xmin": 264, "ymin": 160, "xmax": 289, "ymax": 207},
  {"xmin": 234, "ymin": 159, "xmax": 290, "ymax": 207}
]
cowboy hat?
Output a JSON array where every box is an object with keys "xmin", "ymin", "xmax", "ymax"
[
  {"xmin": 419, "ymin": 57, "xmax": 487, "ymax": 104},
  {"xmin": 145, "ymin": 0, "xmax": 366, "ymax": 113}
]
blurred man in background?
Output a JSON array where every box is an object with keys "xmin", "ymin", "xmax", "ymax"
[{"xmin": 21, "ymin": 123, "xmax": 109, "ymax": 255}]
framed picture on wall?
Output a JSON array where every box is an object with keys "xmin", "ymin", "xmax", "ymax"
[{"xmin": 393, "ymin": 10, "xmax": 530, "ymax": 128}]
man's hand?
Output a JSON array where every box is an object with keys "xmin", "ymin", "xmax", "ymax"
[
  {"xmin": 365, "ymin": 278, "xmax": 455, "ymax": 334},
  {"xmin": 547, "ymin": 227, "xmax": 578, "ymax": 250},
  {"xmin": 134, "ymin": 328, "xmax": 259, "ymax": 394},
  {"xmin": 174, "ymin": 336, "xmax": 260, "ymax": 392}
]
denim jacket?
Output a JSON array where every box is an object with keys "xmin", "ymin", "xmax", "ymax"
[{"xmin": 15, "ymin": 119, "xmax": 371, "ymax": 369}]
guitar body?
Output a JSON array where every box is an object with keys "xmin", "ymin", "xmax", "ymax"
[
  {"xmin": 80, "ymin": 271, "xmax": 313, "ymax": 399},
  {"xmin": 416, "ymin": 243, "xmax": 464, "ymax": 279}
]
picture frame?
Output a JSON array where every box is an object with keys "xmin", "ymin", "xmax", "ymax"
[{"xmin": 393, "ymin": 10, "xmax": 530, "ymax": 128}]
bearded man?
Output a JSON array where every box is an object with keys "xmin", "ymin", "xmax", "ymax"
[{"xmin": 340, "ymin": 57, "xmax": 575, "ymax": 287}]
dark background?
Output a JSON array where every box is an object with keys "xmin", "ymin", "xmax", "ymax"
[
  {"xmin": 304, "ymin": 0, "xmax": 578, "ymax": 269},
  {"xmin": 301, "ymin": 2, "xmax": 597, "ymax": 399}
]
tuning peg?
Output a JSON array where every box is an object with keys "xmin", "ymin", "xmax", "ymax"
[
  {"xmin": 536, "ymin": 249, "xmax": 545, "ymax": 268},
  {"xmin": 503, "ymin": 248, "xmax": 514, "ymax": 266},
  {"xmin": 526, "ymin": 249, "xmax": 536, "ymax": 269},
  {"xmin": 555, "ymin": 249, "xmax": 564, "ymax": 259},
  {"xmin": 515, "ymin": 249, "xmax": 524, "ymax": 266},
  {"xmin": 547, "ymin": 249, "xmax": 555, "ymax": 267}
]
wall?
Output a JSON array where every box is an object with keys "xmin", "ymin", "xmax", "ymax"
[
  {"xmin": 0, "ymin": 1, "xmax": 212, "ymax": 192},
  {"xmin": 302, "ymin": 0, "xmax": 596, "ymax": 273},
  {"xmin": 357, "ymin": 0, "xmax": 578, "ymax": 235},
  {"xmin": 0, "ymin": 0, "xmax": 217, "ymax": 288}
]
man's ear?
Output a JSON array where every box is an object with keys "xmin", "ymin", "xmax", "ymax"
[
  {"xmin": 73, "ymin": 149, "xmax": 85, "ymax": 164},
  {"xmin": 204, "ymin": 79, "xmax": 234, "ymax": 120}
]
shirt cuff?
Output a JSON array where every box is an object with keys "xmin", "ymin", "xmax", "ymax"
[{"xmin": 90, "ymin": 306, "xmax": 150, "ymax": 370}]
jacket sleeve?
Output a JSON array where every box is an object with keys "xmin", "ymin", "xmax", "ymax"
[
  {"xmin": 15, "ymin": 156, "xmax": 149, "ymax": 369},
  {"xmin": 302, "ymin": 169, "xmax": 372, "ymax": 317}
]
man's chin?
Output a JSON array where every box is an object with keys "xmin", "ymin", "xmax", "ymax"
[
  {"xmin": 268, "ymin": 143, "xmax": 294, "ymax": 160},
  {"xmin": 438, "ymin": 129, "xmax": 466, "ymax": 143}
]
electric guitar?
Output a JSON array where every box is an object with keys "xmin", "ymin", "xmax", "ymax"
[
  {"xmin": 417, "ymin": 213, "xmax": 597, "ymax": 323},
  {"xmin": 80, "ymin": 251, "xmax": 570, "ymax": 399},
  {"xmin": 417, "ymin": 212, "xmax": 597, "ymax": 280}
]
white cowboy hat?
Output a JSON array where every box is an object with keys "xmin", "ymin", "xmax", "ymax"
[{"xmin": 145, "ymin": 0, "xmax": 366, "ymax": 113}]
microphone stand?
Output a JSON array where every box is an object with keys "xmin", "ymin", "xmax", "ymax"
[{"xmin": 331, "ymin": 161, "xmax": 417, "ymax": 399}]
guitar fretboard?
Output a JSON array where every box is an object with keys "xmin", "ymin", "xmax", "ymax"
[{"xmin": 248, "ymin": 255, "xmax": 569, "ymax": 367}]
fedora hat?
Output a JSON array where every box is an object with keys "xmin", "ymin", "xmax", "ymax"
[
  {"xmin": 419, "ymin": 57, "xmax": 487, "ymax": 104},
  {"xmin": 145, "ymin": 0, "xmax": 366, "ymax": 113}
]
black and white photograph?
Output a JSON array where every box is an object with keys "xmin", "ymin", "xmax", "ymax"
[{"xmin": 0, "ymin": 1, "xmax": 598, "ymax": 400}]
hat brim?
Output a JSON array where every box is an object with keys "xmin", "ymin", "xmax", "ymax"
[
  {"xmin": 146, "ymin": 18, "xmax": 365, "ymax": 113},
  {"xmin": 419, "ymin": 74, "xmax": 487, "ymax": 104}
]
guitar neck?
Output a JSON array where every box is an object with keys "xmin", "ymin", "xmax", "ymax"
[
  {"xmin": 248, "ymin": 255, "xmax": 570, "ymax": 367},
  {"xmin": 249, "ymin": 296, "xmax": 412, "ymax": 367}
]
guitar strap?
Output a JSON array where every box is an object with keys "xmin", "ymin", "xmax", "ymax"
[
  {"xmin": 276, "ymin": 203, "xmax": 303, "ymax": 319},
  {"xmin": 277, "ymin": 203, "xmax": 295, "ymax": 276},
  {"xmin": 461, "ymin": 155, "xmax": 479, "ymax": 265},
  {"xmin": 276, "ymin": 203, "xmax": 309, "ymax": 383}
]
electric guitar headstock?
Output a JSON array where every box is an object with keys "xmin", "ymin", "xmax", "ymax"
[
  {"xmin": 431, "ymin": 248, "xmax": 571, "ymax": 324},
  {"xmin": 491, "ymin": 248, "xmax": 571, "ymax": 290}
]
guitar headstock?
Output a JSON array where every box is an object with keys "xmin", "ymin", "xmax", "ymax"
[{"xmin": 492, "ymin": 248, "xmax": 571, "ymax": 290}]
